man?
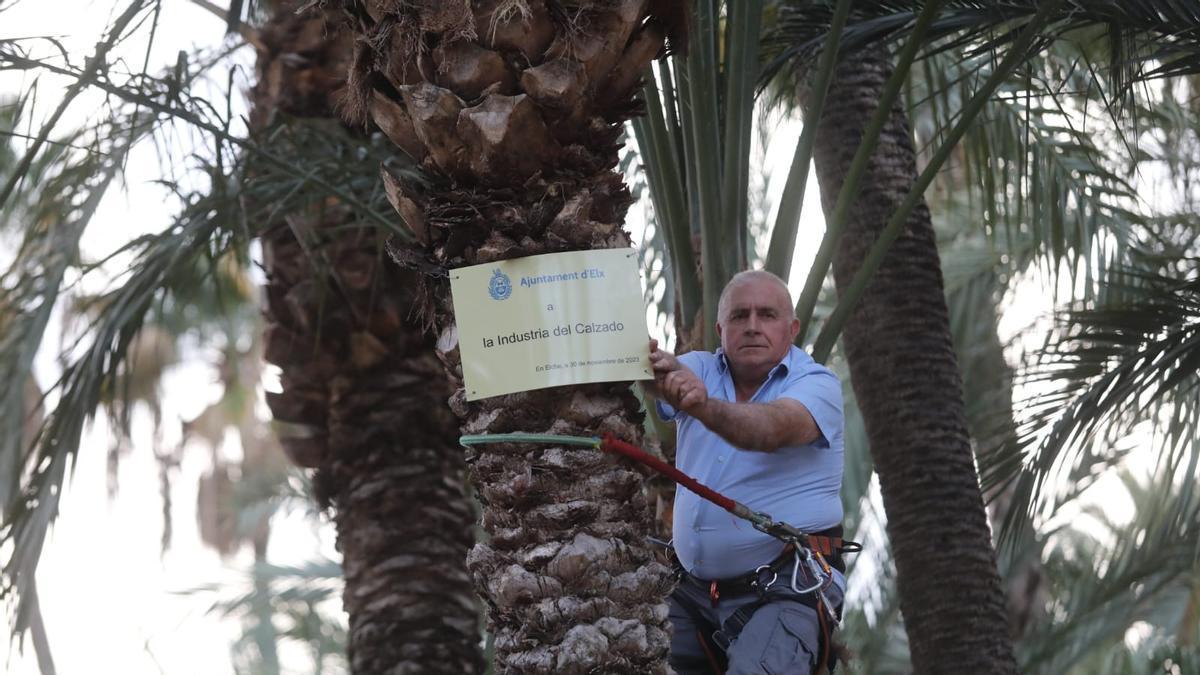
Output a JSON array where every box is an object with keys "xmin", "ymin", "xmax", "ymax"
[{"xmin": 646, "ymin": 270, "xmax": 846, "ymax": 674}]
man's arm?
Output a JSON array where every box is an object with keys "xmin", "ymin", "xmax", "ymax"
[
  {"xmin": 690, "ymin": 397, "xmax": 820, "ymax": 452},
  {"xmin": 648, "ymin": 340, "xmax": 821, "ymax": 452}
]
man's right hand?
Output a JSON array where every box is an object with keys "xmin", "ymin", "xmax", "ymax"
[{"xmin": 648, "ymin": 339, "xmax": 708, "ymax": 414}]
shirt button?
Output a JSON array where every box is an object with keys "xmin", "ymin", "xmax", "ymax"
[
  {"xmin": 693, "ymin": 525, "xmax": 701, "ymax": 532},
  {"xmin": 717, "ymin": 456, "xmax": 725, "ymax": 463}
]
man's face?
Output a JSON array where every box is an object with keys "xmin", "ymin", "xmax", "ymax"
[{"xmin": 717, "ymin": 278, "xmax": 801, "ymax": 375}]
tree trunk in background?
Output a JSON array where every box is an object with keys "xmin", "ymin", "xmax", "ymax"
[
  {"xmin": 808, "ymin": 53, "xmax": 1019, "ymax": 673},
  {"xmin": 330, "ymin": 1, "xmax": 686, "ymax": 671},
  {"xmin": 253, "ymin": 4, "xmax": 483, "ymax": 673}
]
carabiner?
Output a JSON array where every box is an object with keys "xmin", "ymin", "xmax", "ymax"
[{"xmin": 790, "ymin": 547, "xmax": 825, "ymax": 594}]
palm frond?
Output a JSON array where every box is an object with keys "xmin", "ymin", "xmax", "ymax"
[
  {"xmin": 185, "ymin": 555, "xmax": 347, "ymax": 674},
  {"xmin": 1017, "ymin": 467, "xmax": 1200, "ymax": 673},
  {"xmin": 811, "ymin": 0, "xmax": 1070, "ymax": 362},
  {"xmin": 912, "ymin": 45, "xmax": 1150, "ymax": 301},
  {"xmin": 983, "ymin": 265, "xmax": 1200, "ymax": 551},
  {"xmin": 2, "ymin": 20, "xmax": 425, "ymax": 637},
  {"xmin": 0, "ymin": 0, "xmax": 150, "ymax": 211},
  {"xmin": 0, "ymin": 154, "xmax": 248, "ymax": 636},
  {"xmin": 763, "ymin": 0, "xmax": 1200, "ymax": 105},
  {"xmin": 0, "ymin": 36, "xmax": 405, "ymax": 240}
]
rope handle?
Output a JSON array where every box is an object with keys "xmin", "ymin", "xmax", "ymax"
[
  {"xmin": 457, "ymin": 432, "xmax": 862, "ymax": 558},
  {"xmin": 599, "ymin": 434, "xmax": 739, "ymax": 513}
]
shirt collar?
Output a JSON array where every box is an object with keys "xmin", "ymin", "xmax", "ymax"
[
  {"xmin": 715, "ymin": 346, "xmax": 793, "ymax": 380},
  {"xmin": 716, "ymin": 347, "xmax": 729, "ymax": 373}
]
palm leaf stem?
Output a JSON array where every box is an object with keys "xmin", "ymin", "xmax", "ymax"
[
  {"xmin": 631, "ymin": 80, "xmax": 700, "ymax": 328},
  {"xmin": 793, "ymin": 0, "xmax": 945, "ymax": 345},
  {"xmin": 687, "ymin": 0, "xmax": 726, "ymax": 348},
  {"xmin": 719, "ymin": 0, "xmax": 763, "ymax": 275},
  {"xmin": 763, "ymin": 0, "xmax": 852, "ymax": 282},
  {"xmin": 671, "ymin": 53, "xmax": 701, "ymax": 243},
  {"xmin": 27, "ymin": 584, "xmax": 54, "ymax": 675},
  {"xmin": 656, "ymin": 59, "xmax": 685, "ymax": 175},
  {"xmin": 812, "ymin": 0, "xmax": 1067, "ymax": 362}
]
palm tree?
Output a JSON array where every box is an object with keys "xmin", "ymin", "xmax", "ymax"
[
  {"xmin": 249, "ymin": 3, "xmax": 484, "ymax": 671},
  {"xmin": 2, "ymin": 3, "xmax": 483, "ymax": 671},
  {"xmin": 325, "ymin": 1, "xmax": 687, "ymax": 671},
  {"xmin": 630, "ymin": 2, "xmax": 1024, "ymax": 669},
  {"xmin": 799, "ymin": 50, "xmax": 1019, "ymax": 673},
  {"xmin": 761, "ymin": 2, "xmax": 1200, "ymax": 671},
  {"xmin": 631, "ymin": 0, "xmax": 1200, "ymax": 671}
]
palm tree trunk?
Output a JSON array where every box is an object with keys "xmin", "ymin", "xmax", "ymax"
[
  {"xmin": 808, "ymin": 53, "xmax": 1019, "ymax": 673},
  {"xmin": 329, "ymin": 2, "xmax": 686, "ymax": 671},
  {"xmin": 254, "ymin": 4, "xmax": 484, "ymax": 672}
]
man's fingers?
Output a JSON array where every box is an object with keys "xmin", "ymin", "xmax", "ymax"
[
  {"xmin": 648, "ymin": 343, "xmax": 682, "ymax": 375},
  {"xmin": 662, "ymin": 370, "xmax": 680, "ymax": 397},
  {"xmin": 651, "ymin": 357, "xmax": 677, "ymax": 375},
  {"xmin": 679, "ymin": 381, "xmax": 706, "ymax": 411},
  {"xmin": 664, "ymin": 371, "xmax": 686, "ymax": 402}
]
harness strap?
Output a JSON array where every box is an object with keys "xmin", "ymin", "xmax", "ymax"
[
  {"xmin": 808, "ymin": 535, "xmax": 842, "ymax": 557},
  {"xmin": 672, "ymin": 575, "xmax": 728, "ymax": 674},
  {"xmin": 711, "ymin": 597, "xmax": 768, "ymax": 652}
]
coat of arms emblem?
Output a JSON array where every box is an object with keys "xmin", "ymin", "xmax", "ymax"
[{"xmin": 488, "ymin": 268, "xmax": 512, "ymax": 300}]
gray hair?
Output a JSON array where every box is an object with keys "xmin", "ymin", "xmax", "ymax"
[{"xmin": 716, "ymin": 270, "xmax": 795, "ymax": 323}]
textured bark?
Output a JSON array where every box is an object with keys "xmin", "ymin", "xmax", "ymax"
[
  {"xmin": 329, "ymin": 1, "xmax": 683, "ymax": 672},
  {"xmin": 807, "ymin": 53, "xmax": 1019, "ymax": 673},
  {"xmin": 253, "ymin": 4, "xmax": 484, "ymax": 673}
]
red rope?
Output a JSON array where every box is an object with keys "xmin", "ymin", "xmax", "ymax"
[{"xmin": 600, "ymin": 434, "xmax": 738, "ymax": 513}]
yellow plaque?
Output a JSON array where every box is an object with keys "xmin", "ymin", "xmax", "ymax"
[{"xmin": 450, "ymin": 249, "xmax": 652, "ymax": 400}]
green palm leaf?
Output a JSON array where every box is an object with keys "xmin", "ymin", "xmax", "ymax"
[
  {"xmin": 1, "ymin": 45, "xmax": 420, "ymax": 648},
  {"xmin": 1018, "ymin": 469, "xmax": 1200, "ymax": 673},
  {"xmin": 985, "ymin": 265, "xmax": 1200, "ymax": 551},
  {"xmin": 764, "ymin": 1, "xmax": 1200, "ymax": 102}
]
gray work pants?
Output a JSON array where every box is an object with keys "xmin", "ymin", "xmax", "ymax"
[{"xmin": 668, "ymin": 573, "xmax": 844, "ymax": 674}]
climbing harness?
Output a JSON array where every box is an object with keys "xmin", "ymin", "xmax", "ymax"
[{"xmin": 459, "ymin": 432, "xmax": 862, "ymax": 673}]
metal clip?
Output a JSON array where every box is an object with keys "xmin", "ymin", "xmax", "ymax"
[
  {"xmin": 752, "ymin": 564, "xmax": 778, "ymax": 592},
  {"xmin": 817, "ymin": 586, "xmax": 841, "ymax": 626},
  {"xmin": 790, "ymin": 547, "xmax": 824, "ymax": 594}
]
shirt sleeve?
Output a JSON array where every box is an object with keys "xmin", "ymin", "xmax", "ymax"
[
  {"xmin": 780, "ymin": 364, "xmax": 843, "ymax": 448},
  {"xmin": 653, "ymin": 351, "xmax": 706, "ymax": 423},
  {"xmin": 654, "ymin": 399, "xmax": 679, "ymax": 422}
]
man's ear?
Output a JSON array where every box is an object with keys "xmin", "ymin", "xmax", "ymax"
[
  {"xmin": 715, "ymin": 320, "xmax": 723, "ymax": 340},
  {"xmin": 788, "ymin": 317, "xmax": 801, "ymax": 341}
]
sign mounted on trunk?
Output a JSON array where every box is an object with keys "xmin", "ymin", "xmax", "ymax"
[{"xmin": 450, "ymin": 249, "xmax": 651, "ymax": 400}]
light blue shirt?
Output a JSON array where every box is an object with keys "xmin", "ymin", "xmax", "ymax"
[{"xmin": 656, "ymin": 345, "xmax": 844, "ymax": 580}]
